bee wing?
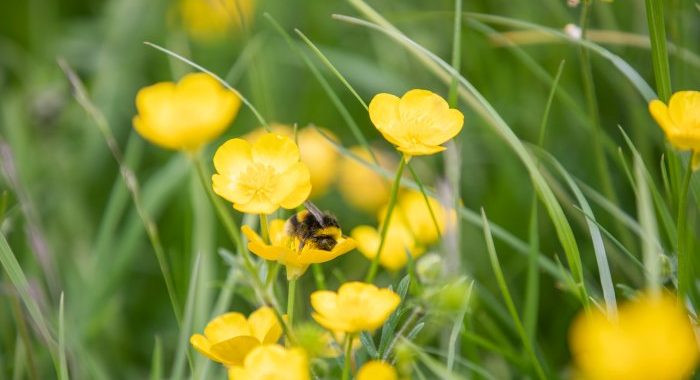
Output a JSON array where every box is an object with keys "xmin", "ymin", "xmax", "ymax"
[{"xmin": 304, "ymin": 201, "xmax": 326, "ymax": 225}]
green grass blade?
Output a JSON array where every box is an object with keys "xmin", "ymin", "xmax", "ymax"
[
  {"xmin": 150, "ymin": 337, "xmax": 163, "ymax": 380},
  {"xmin": 448, "ymin": 0, "xmax": 463, "ymax": 106},
  {"xmin": 635, "ymin": 156, "xmax": 662, "ymax": 293},
  {"xmin": 481, "ymin": 209, "xmax": 546, "ymax": 380},
  {"xmin": 171, "ymin": 254, "xmax": 201, "ymax": 380},
  {"xmin": 644, "ymin": 0, "xmax": 672, "ymax": 101},
  {"xmin": 294, "ymin": 29, "xmax": 368, "ymax": 110},
  {"xmin": 537, "ymin": 149, "xmax": 617, "ymax": 315},
  {"xmin": 0, "ymin": 231, "xmax": 55, "ymax": 352},
  {"xmin": 58, "ymin": 293, "xmax": 69, "ymax": 380}
]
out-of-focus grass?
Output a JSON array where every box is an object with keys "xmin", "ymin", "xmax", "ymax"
[{"xmin": 1, "ymin": 0, "xmax": 699, "ymax": 378}]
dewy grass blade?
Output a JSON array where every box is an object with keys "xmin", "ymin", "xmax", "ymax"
[
  {"xmin": 335, "ymin": 10, "xmax": 589, "ymax": 308},
  {"xmin": 481, "ymin": 209, "xmax": 547, "ymax": 380},
  {"xmin": 143, "ymin": 41, "xmax": 269, "ymax": 128}
]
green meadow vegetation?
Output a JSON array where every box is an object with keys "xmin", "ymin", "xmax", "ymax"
[{"xmin": 1, "ymin": 0, "xmax": 700, "ymax": 379}]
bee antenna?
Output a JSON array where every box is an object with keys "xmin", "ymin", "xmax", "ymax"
[{"xmin": 304, "ymin": 201, "xmax": 326, "ymax": 225}]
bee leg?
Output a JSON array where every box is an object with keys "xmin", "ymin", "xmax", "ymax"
[{"xmin": 297, "ymin": 240, "xmax": 306, "ymax": 254}]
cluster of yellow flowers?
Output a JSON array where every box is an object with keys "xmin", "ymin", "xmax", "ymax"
[{"xmin": 132, "ymin": 72, "xmax": 700, "ymax": 378}]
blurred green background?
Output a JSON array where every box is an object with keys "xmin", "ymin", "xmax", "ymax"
[{"xmin": 1, "ymin": 0, "xmax": 699, "ymax": 378}]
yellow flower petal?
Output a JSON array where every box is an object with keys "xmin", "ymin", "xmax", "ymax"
[
  {"xmin": 213, "ymin": 138, "xmax": 253, "ymax": 178},
  {"xmin": 252, "ymin": 133, "xmax": 300, "ymax": 172},
  {"xmin": 190, "ymin": 334, "xmax": 224, "ymax": 363},
  {"xmin": 649, "ymin": 91, "xmax": 700, "ymax": 151},
  {"xmin": 570, "ymin": 293, "xmax": 699, "ymax": 380},
  {"xmin": 310, "ymin": 282, "xmax": 401, "ymax": 333},
  {"xmin": 248, "ymin": 306, "xmax": 283, "ymax": 344},
  {"xmin": 227, "ymin": 345, "xmax": 309, "ymax": 380},
  {"xmin": 357, "ymin": 360, "xmax": 398, "ymax": 380},
  {"xmin": 368, "ymin": 93, "xmax": 406, "ymax": 147},
  {"xmin": 210, "ymin": 335, "xmax": 261, "ymax": 366},
  {"xmin": 204, "ymin": 312, "xmax": 251, "ymax": 342},
  {"xmin": 277, "ymin": 163, "xmax": 312, "ymax": 209}
]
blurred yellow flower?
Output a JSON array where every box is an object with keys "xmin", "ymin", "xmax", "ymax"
[
  {"xmin": 241, "ymin": 219, "xmax": 355, "ymax": 280},
  {"xmin": 180, "ymin": 0, "xmax": 255, "ymax": 40},
  {"xmin": 569, "ymin": 293, "xmax": 699, "ymax": 380},
  {"xmin": 649, "ymin": 91, "xmax": 700, "ymax": 168},
  {"xmin": 227, "ymin": 344, "xmax": 309, "ymax": 380},
  {"xmin": 351, "ymin": 220, "xmax": 423, "ymax": 271},
  {"xmin": 337, "ymin": 146, "xmax": 393, "ymax": 213},
  {"xmin": 245, "ymin": 124, "xmax": 339, "ymax": 197},
  {"xmin": 369, "ymin": 89, "xmax": 464, "ymax": 157},
  {"xmin": 212, "ymin": 133, "xmax": 311, "ymax": 214},
  {"xmin": 311, "ymin": 282, "xmax": 400, "ymax": 333},
  {"xmin": 357, "ymin": 360, "xmax": 398, "ymax": 380},
  {"xmin": 133, "ymin": 73, "xmax": 240, "ymax": 151},
  {"xmin": 389, "ymin": 191, "xmax": 456, "ymax": 246},
  {"xmin": 190, "ymin": 306, "xmax": 282, "ymax": 367}
]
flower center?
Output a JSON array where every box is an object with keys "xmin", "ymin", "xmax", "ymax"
[{"xmin": 236, "ymin": 163, "xmax": 278, "ymax": 202}]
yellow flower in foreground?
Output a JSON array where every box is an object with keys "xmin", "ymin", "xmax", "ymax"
[
  {"xmin": 357, "ymin": 360, "xmax": 398, "ymax": 380},
  {"xmin": 650, "ymin": 91, "xmax": 700, "ymax": 153},
  {"xmin": 311, "ymin": 282, "xmax": 401, "ymax": 333},
  {"xmin": 180, "ymin": 0, "xmax": 255, "ymax": 40},
  {"xmin": 190, "ymin": 306, "xmax": 282, "ymax": 367},
  {"xmin": 241, "ymin": 219, "xmax": 355, "ymax": 280},
  {"xmin": 570, "ymin": 293, "xmax": 699, "ymax": 380},
  {"xmin": 338, "ymin": 146, "xmax": 393, "ymax": 213},
  {"xmin": 212, "ymin": 133, "xmax": 311, "ymax": 214},
  {"xmin": 245, "ymin": 124, "xmax": 339, "ymax": 197},
  {"xmin": 369, "ymin": 89, "xmax": 464, "ymax": 156},
  {"xmin": 227, "ymin": 344, "xmax": 309, "ymax": 380},
  {"xmin": 352, "ymin": 220, "xmax": 424, "ymax": 271},
  {"xmin": 133, "ymin": 73, "xmax": 240, "ymax": 151}
]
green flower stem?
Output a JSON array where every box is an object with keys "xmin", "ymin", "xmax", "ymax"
[
  {"xmin": 312, "ymin": 264, "xmax": 327, "ymax": 290},
  {"xmin": 407, "ymin": 162, "xmax": 442, "ymax": 241},
  {"xmin": 676, "ymin": 153, "xmax": 693, "ymax": 300},
  {"xmin": 287, "ymin": 278, "xmax": 297, "ymax": 327},
  {"xmin": 260, "ymin": 213, "xmax": 271, "ymax": 244},
  {"xmin": 342, "ymin": 333, "xmax": 355, "ymax": 380},
  {"xmin": 365, "ymin": 156, "xmax": 407, "ymax": 283}
]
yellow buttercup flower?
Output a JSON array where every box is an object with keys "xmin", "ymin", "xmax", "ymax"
[
  {"xmin": 311, "ymin": 282, "xmax": 401, "ymax": 333},
  {"xmin": 227, "ymin": 344, "xmax": 309, "ymax": 380},
  {"xmin": 212, "ymin": 133, "xmax": 311, "ymax": 214},
  {"xmin": 650, "ymin": 91, "xmax": 700, "ymax": 169},
  {"xmin": 569, "ymin": 293, "xmax": 699, "ymax": 380},
  {"xmin": 241, "ymin": 219, "xmax": 355, "ymax": 280},
  {"xmin": 179, "ymin": 0, "xmax": 255, "ymax": 40},
  {"xmin": 133, "ymin": 73, "xmax": 240, "ymax": 151},
  {"xmin": 389, "ymin": 191, "xmax": 456, "ymax": 246},
  {"xmin": 369, "ymin": 89, "xmax": 464, "ymax": 157},
  {"xmin": 351, "ymin": 220, "xmax": 424, "ymax": 271},
  {"xmin": 190, "ymin": 306, "xmax": 282, "ymax": 367},
  {"xmin": 245, "ymin": 124, "xmax": 339, "ymax": 197},
  {"xmin": 337, "ymin": 146, "xmax": 393, "ymax": 213},
  {"xmin": 357, "ymin": 360, "xmax": 398, "ymax": 380}
]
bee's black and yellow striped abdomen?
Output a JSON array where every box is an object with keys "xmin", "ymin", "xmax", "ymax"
[{"xmin": 285, "ymin": 210, "xmax": 341, "ymax": 251}]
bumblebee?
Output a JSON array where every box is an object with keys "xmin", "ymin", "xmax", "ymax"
[{"xmin": 285, "ymin": 202, "xmax": 342, "ymax": 252}]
